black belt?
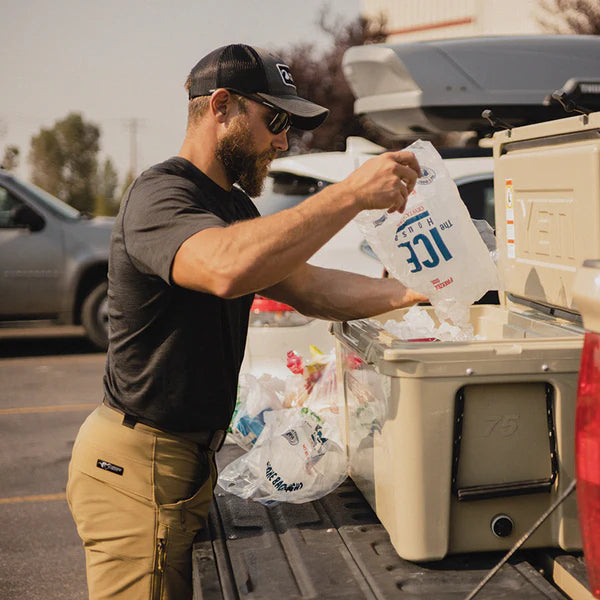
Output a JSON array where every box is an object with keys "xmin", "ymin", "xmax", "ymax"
[{"xmin": 104, "ymin": 399, "xmax": 227, "ymax": 452}]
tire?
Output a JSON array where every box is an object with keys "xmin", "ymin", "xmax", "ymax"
[{"xmin": 81, "ymin": 280, "xmax": 109, "ymax": 351}]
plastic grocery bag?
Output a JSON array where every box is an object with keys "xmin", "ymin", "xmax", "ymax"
[
  {"xmin": 228, "ymin": 347, "xmax": 336, "ymax": 451},
  {"xmin": 228, "ymin": 373, "xmax": 285, "ymax": 452},
  {"xmin": 218, "ymin": 408, "xmax": 347, "ymax": 505},
  {"xmin": 219, "ymin": 350, "xmax": 347, "ymax": 505},
  {"xmin": 354, "ymin": 140, "xmax": 502, "ymax": 326}
]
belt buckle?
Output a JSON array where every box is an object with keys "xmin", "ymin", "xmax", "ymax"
[{"xmin": 209, "ymin": 430, "xmax": 226, "ymax": 452}]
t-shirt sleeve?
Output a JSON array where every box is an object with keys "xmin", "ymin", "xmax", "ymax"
[{"xmin": 122, "ymin": 174, "xmax": 225, "ymax": 284}]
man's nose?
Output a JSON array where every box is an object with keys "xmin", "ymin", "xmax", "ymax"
[{"xmin": 273, "ymin": 131, "xmax": 288, "ymax": 152}]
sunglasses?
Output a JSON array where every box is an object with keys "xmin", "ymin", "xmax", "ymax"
[{"xmin": 225, "ymin": 89, "xmax": 292, "ymax": 135}]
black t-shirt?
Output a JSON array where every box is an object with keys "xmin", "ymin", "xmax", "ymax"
[{"xmin": 103, "ymin": 157, "xmax": 259, "ymax": 433}]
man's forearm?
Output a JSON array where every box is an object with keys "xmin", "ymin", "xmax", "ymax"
[{"xmin": 265, "ymin": 264, "xmax": 426, "ymax": 322}]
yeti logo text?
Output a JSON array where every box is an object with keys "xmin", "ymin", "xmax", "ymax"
[{"xmin": 277, "ymin": 64, "xmax": 296, "ymax": 88}]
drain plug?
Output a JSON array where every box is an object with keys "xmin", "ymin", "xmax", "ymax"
[{"xmin": 491, "ymin": 514, "xmax": 514, "ymax": 537}]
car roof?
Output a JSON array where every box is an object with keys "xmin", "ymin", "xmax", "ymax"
[
  {"xmin": 269, "ymin": 138, "xmax": 493, "ymax": 184},
  {"xmin": 270, "ymin": 137, "xmax": 385, "ymax": 183}
]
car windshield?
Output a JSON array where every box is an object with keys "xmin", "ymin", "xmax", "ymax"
[
  {"xmin": 253, "ymin": 172, "xmax": 330, "ymax": 216},
  {"xmin": 11, "ymin": 177, "xmax": 81, "ymax": 221}
]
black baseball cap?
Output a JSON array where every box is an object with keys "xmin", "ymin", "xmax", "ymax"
[{"xmin": 187, "ymin": 44, "xmax": 329, "ymax": 131}]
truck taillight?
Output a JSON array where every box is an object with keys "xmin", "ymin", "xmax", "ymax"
[
  {"xmin": 249, "ymin": 295, "xmax": 313, "ymax": 327},
  {"xmin": 576, "ymin": 331, "xmax": 600, "ymax": 598}
]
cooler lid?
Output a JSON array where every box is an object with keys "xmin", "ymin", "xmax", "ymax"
[
  {"xmin": 342, "ymin": 35, "xmax": 600, "ymax": 137},
  {"xmin": 493, "ymin": 111, "xmax": 600, "ymax": 316}
]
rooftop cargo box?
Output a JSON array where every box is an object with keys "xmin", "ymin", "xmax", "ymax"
[{"xmin": 342, "ymin": 35, "xmax": 600, "ymax": 136}]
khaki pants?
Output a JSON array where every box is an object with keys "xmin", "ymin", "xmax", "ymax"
[{"xmin": 67, "ymin": 403, "xmax": 216, "ymax": 600}]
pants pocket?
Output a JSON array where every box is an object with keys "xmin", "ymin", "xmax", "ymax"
[
  {"xmin": 155, "ymin": 464, "xmax": 216, "ymax": 600},
  {"xmin": 158, "ymin": 453, "xmax": 216, "ymax": 533}
]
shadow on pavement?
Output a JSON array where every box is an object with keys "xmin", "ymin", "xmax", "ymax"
[{"xmin": 0, "ymin": 328, "xmax": 105, "ymax": 358}]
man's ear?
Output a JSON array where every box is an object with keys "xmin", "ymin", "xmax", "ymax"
[{"xmin": 210, "ymin": 89, "xmax": 230, "ymax": 123}]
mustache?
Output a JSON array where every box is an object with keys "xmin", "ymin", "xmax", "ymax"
[{"xmin": 258, "ymin": 148, "xmax": 278, "ymax": 165}]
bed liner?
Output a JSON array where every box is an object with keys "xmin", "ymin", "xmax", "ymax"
[{"xmin": 192, "ymin": 444, "xmax": 588, "ymax": 599}]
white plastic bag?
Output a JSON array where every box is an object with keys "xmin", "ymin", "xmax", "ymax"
[
  {"xmin": 355, "ymin": 140, "xmax": 502, "ymax": 326},
  {"xmin": 219, "ymin": 351, "xmax": 347, "ymax": 505},
  {"xmin": 228, "ymin": 348, "xmax": 336, "ymax": 451},
  {"xmin": 218, "ymin": 407, "xmax": 347, "ymax": 505},
  {"xmin": 228, "ymin": 373, "xmax": 285, "ymax": 452}
]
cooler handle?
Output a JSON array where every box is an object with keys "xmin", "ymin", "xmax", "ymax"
[{"xmin": 456, "ymin": 479, "xmax": 553, "ymax": 502}]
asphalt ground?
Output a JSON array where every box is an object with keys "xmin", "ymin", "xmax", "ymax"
[{"xmin": 0, "ymin": 325, "xmax": 105, "ymax": 599}]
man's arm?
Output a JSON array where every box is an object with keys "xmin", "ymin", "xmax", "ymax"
[
  {"xmin": 260, "ymin": 263, "xmax": 427, "ymax": 322},
  {"xmin": 171, "ymin": 151, "xmax": 421, "ymax": 298}
]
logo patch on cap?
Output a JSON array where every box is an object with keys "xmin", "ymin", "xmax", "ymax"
[{"xmin": 276, "ymin": 64, "xmax": 296, "ymax": 88}]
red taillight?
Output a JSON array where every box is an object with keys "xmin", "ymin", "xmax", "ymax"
[
  {"xmin": 249, "ymin": 295, "xmax": 313, "ymax": 327},
  {"xmin": 251, "ymin": 296, "xmax": 294, "ymax": 313},
  {"xmin": 576, "ymin": 331, "xmax": 600, "ymax": 598}
]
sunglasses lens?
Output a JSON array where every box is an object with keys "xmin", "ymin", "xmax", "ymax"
[{"xmin": 268, "ymin": 111, "xmax": 290, "ymax": 135}]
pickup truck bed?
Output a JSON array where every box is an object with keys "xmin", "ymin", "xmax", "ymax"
[{"xmin": 192, "ymin": 445, "xmax": 592, "ymax": 599}]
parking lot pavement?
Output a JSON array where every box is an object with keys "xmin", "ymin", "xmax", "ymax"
[
  {"xmin": 0, "ymin": 327, "xmax": 105, "ymax": 599},
  {"xmin": 1, "ymin": 499, "xmax": 88, "ymax": 599}
]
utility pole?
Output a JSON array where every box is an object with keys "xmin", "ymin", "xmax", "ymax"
[{"xmin": 128, "ymin": 118, "xmax": 139, "ymax": 176}]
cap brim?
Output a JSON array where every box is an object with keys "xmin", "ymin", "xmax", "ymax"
[{"xmin": 256, "ymin": 93, "xmax": 329, "ymax": 131}]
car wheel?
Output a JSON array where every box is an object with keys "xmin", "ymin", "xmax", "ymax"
[{"xmin": 81, "ymin": 281, "xmax": 109, "ymax": 351}]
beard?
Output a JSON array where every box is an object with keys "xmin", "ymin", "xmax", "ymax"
[{"xmin": 215, "ymin": 116, "xmax": 277, "ymax": 197}]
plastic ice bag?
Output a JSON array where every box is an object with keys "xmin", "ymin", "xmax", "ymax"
[{"xmin": 354, "ymin": 140, "xmax": 502, "ymax": 326}]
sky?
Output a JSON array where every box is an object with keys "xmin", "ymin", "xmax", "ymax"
[{"xmin": 2, "ymin": 0, "xmax": 360, "ymax": 181}]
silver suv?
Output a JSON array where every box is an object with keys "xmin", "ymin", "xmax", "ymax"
[{"xmin": 0, "ymin": 169, "xmax": 113, "ymax": 349}]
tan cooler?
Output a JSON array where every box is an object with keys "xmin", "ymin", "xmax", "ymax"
[{"xmin": 332, "ymin": 110, "xmax": 600, "ymax": 561}]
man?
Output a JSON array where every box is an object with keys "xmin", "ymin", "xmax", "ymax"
[{"xmin": 67, "ymin": 44, "xmax": 425, "ymax": 599}]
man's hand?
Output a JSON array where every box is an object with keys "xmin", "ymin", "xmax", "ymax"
[{"xmin": 339, "ymin": 150, "xmax": 422, "ymax": 214}]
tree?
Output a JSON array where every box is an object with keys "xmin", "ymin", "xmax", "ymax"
[
  {"xmin": 95, "ymin": 158, "xmax": 120, "ymax": 216},
  {"xmin": 120, "ymin": 169, "xmax": 136, "ymax": 200},
  {"xmin": 29, "ymin": 113, "xmax": 100, "ymax": 213},
  {"xmin": 537, "ymin": 0, "xmax": 600, "ymax": 34},
  {"xmin": 1, "ymin": 145, "xmax": 20, "ymax": 171},
  {"xmin": 277, "ymin": 9, "xmax": 395, "ymax": 153}
]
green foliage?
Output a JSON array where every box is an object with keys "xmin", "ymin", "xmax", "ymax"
[
  {"xmin": 1, "ymin": 145, "xmax": 20, "ymax": 172},
  {"xmin": 29, "ymin": 113, "xmax": 101, "ymax": 213},
  {"xmin": 95, "ymin": 158, "xmax": 120, "ymax": 216},
  {"xmin": 120, "ymin": 169, "xmax": 136, "ymax": 199}
]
